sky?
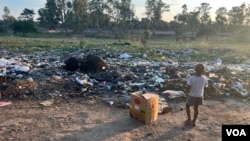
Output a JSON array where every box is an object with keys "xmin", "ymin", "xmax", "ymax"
[{"xmin": 0, "ymin": 0, "xmax": 249, "ymax": 22}]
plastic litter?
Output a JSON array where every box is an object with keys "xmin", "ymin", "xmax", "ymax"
[
  {"xmin": 162, "ymin": 90, "xmax": 186, "ymax": 99},
  {"xmin": 14, "ymin": 65, "xmax": 30, "ymax": 72},
  {"xmin": 215, "ymin": 58, "xmax": 222, "ymax": 65},
  {"xmin": 0, "ymin": 68, "xmax": 6, "ymax": 76},
  {"xmin": 119, "ymin": 53, "xmax": 132, "ymax": 59},
  {"xmin": 0, "ymin": 101, "xmax": 12, "ymax": 107},
  {"xmin": 40, "ymin": 100, "xmax": 54, "ymax": 107}
]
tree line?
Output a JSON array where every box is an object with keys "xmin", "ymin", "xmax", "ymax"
[{"xmin": 1, "ymin": 0, "xmax": 250, "ymax": 39}]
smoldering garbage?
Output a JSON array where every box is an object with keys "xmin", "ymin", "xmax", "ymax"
[{"xmin": 64, "ymin": 54, "xmax": 108, "ymax": 73}]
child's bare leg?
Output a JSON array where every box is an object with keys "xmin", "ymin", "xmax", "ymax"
[
  {"xmin": 186, "ymin": 104, "xmax": 191, "ymax": 121},
  {"xmin": 192, "ymin": 105, "xmax": 199, "ymax": 126}
]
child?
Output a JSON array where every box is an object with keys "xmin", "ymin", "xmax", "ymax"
[{"xmin": 185, "ymin": 63, "xmax": 208, "ymax": 126}]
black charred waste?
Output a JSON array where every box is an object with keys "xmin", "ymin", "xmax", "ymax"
[{"xmin": 64, "ymin": 54, "xmax": 108, "ymax": 73}]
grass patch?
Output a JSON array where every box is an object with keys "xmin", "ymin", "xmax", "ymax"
[{"xmin": 0, "ymin": 35, "xmax": 249, "ymax": 63}]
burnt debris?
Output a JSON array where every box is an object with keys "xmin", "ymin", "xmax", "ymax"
[
  {"xmin": 64, "ymin": 57, "xmax": 80, "ymax": 71},
  {"xmin": 64, "ymin": 54, "xmax": 108, "ymax": 73}
]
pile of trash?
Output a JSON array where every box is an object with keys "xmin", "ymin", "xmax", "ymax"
[{"xmin": 0, "ymin": 47, "xmax": 249, "ymax": 110}]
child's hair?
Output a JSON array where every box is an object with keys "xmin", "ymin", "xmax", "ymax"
[{"xmin": 195, "ymin": 63, "xmax": 205, "ymax": 73}]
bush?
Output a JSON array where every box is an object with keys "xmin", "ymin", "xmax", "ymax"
[
  {"xmin": 79, "ymin": 40, "xmax": 88, "ymax": 47},
  {"xmin": 12, "ymin": 20, "xmax": 37, "ymax": 35},
  {"xmin": 143, "ymin": 30, "xmax": 152, "ymax": 40}
]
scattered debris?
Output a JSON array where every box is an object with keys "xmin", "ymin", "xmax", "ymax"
[
  {"xmin": 40, "ymin": 100, "xmax": 54, "ymax": 107},
  {"xmin": 0, "ymin": 101, "xmax": 12, "ymax": 107},
  {"xmin": 162, "ymin": 90, "xmax": 186, "ymax": 99},
  {"xmin": 64, "ymin": 54, "xmax": 108, "ymax": 73},
  {"xmin": 0, "ymin": 48, "xmax": 249, "ymax": 109},
  {"xmin": 158, "ymin": 97, "xmax": 172, "ymax": 114},
  {"xmin": 119, "ymin": 53, "xmax": 132, "ymax": 59}
]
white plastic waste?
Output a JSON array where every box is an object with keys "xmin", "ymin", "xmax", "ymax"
[
  {"xmin": 131, "ymin": 82, "xmax": 145, "ymax": 87},
  {"xmin": 215, "ymin": 58, "xmax": 222, "ymax": 65},
  {"xmin": 0, "ymin": 68, "xmax": 6, "ymax": 76},
  {"xmin": 162, "ymin": 90, "xmax": 186, "ymax": 99},
  {"xmin": 143, "ymin": 53, "xmax": 148, "ymax": 58},
  {"xmin": 155, "ymin": 78, "xmax": 165, "ymax": 84},
  {"xmin": 14, "ymin": 65, "xmax": 30, "ymax": 72},
  {"xmin": 75, "ymin": 77, "xmax": 87, "ymax": 85},
  {"xmin": 118, "ymin": 53, "xmax": 132, "ymax": 59}
]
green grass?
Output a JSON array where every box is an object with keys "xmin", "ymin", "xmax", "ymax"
[{"xmin": 0, "ymin": 35, "xmax": 249, "ymax": 63}]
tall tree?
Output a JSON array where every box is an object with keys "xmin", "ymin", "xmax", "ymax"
[
  {"xmin": 188, "ymin": 10, "xmax": 200, "ymax": 34},
  {"xmin": 228, "ymin": 4, "xmax": 245, "ymax": 28},
  {"xmin": 37, "ymin": 0, "xmax": 60, "ymax": 30},
  {"xmin": 2, "ymin": 6, "xmax": 10, "ymax": 20},
  {"xmin": 198, "ymin": 3, "xmax": 211, "ymax": 26},
  {"xmin": 101, "ymin": 0, "xmax": 134, "ymax": 37},
  {"xmin": 19, "ymin": 8, "xmax": 35, "ymax": 21},
  {"xmin": 73, "ymin": 0, "xmax": 88, "ymax": 35},
  {"xmin": 140, "ymin": 17, "xmax": 151, "ymax": 30},
  {"xmin": 215, "ymin": 7, "xmax": 228, "ymax": 31},
  {"xmin": 173, "ymin": 4, "xmax": 189, "ymax": 41},
  {"xmin": 2, "ymin": 6, "xmax": 16, "ymax": 32},
  {"xmin": 57, "ymin": 0, "xmax": 73, "ymax": 36},
  {"xmin": 118, "ymin": 0, "xmax": 135, "ymax": 31},
  {"xmin": 174, "ymin": 4, "xmax": 189, "ymax": 27},
  {"xmin": 145, "ymin": 0, "xmax": 170, "ymax": 32},
  {"xmin": 245, "ymin": 4, "xmax": 250, "ymax": 26},
  {"xmin": 170, "ymin": 21, "xmax": 182, "ymax": 41},
  {"xmin": 106, "ymin": 0, "xmax": 121, "ymax": 32},
  {"xmin": 88, "ymin": 0, "xmax": 109, "ymax": 29}
]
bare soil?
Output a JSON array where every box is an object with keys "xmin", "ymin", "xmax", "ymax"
[{"xmin": 1, "ymin": 95, "xmax": 250, "ymax": 141}]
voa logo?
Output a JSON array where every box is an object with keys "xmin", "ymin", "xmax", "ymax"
[{"xmin": 226, "ymin": 129, "xmax": 246, "ymax": 136}]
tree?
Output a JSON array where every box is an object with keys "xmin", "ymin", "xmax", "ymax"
[
  {"xmin": 73, "ymin": 0, "xmax": 88, "ymax": 35},
  {"xmin": 215, "ymin": 7, "xmax": 228, "ymax": 31},
  {"xmin": 19, "ymin": 8, "xmax": 35, "ymax": 21},
  {"xmin": 187, "ymin": 10, "xmax": 200, "ymax": 34},
  {"xmin": 177, "ymin": 4, "xmax": 189, "ymax": 25},
  {"xmin": 198, "ymin": 3, "xmax": 211, "ymax": 26},
  {"xmin": 2, "ymin": 6, "xmax": 10, "ymax": 20},
  {"xmin": 57, "ymin": 0, "xmax": 74, "ymax": 36},
  {"xmin": 145, "ymin": 0, "xmax": 170, "ymax": 32},
  {"xmin": 141, "ymin": 17, "xmax": 151, "ymax": 30},
  {"xmin": 0, "ymin": 20, "xmax": 6, "ymax": 33},
  {"xmin": 173, "ymin": 4, "xmax": 189, "ymax": 39},
  {"xmin": 195, "ymin": 3, "xmax": 214, "ymax": 41},
  {"xmin": 88, "ymin": 0, "xmax": 111, "ymax": 29},
  {"xmin": 105, "ymin": 0, "xmax": 122, "ymax": 35},
  {"xmin": 245, "ymin": 4, "xmax": 250, "ymax": 26},
  {"xmin": 174, "ymin": 4, "xmax": 188, "ymax": 24},
  {"xmin": 2, "ymin": 6, "xmax": 16, "ymax": 32},
  {"xmin": 37, "ymin": 0, "xmax": 60, "ymax": 30},
  {"xmin": 118, "ymin": 0, "xmax": 135, "ymax": 31},
  {"xmin": 228, "ymin": 3, "xmax": 246, "ymax": 28},
  {"xmin": 170, "ymin": 21, "xmax": 182, "ymax": 41}
]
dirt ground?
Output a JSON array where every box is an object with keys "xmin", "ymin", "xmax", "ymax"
[{"xmin": 1, "ymin": 95, "xmax": 250, "ymax": 141}]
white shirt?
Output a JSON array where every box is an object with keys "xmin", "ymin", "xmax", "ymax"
[{"xmin": 187, "ymin": 75, "xmax": 208, "ymax": 97}]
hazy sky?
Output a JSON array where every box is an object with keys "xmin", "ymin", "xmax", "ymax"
[{"xmin": 0, "ymin": 0, "xmax": 249, "ymax": 21}]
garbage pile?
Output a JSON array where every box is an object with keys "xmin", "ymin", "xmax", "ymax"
[{"xmin": 0, "ymin": 48, "xmax": 249, "ymax": 109}]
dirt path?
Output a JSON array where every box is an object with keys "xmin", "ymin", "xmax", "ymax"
[{"xmin": 1, "ymin": 96, "xmax": 250, "ymax": 141}]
